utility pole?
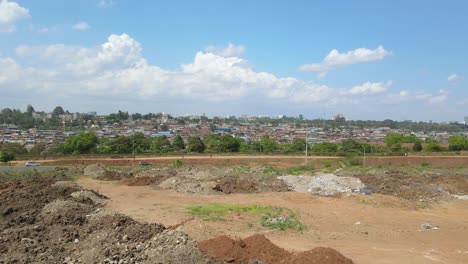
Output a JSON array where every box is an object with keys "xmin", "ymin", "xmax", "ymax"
[
  {"xmin": 305, "ymin": 128, "xmax": 308, "ymax": 166},
  {"xmin": 363, "ymin": 146, "xmax": 366, "ymax": 168},
  {"xmin": 132, "ymin": 126, "xmax": 135, "ymax": 166}
]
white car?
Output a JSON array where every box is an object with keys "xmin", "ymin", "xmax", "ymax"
[{"xmin": 25, "ymin": 162, "xmax": 40, "ymax": 167}]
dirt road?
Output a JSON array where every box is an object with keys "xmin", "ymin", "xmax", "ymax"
[
  {"xmin": 78, "ymin": 177, "xmax": 468, "ymax": 264},
  {"xmin": 16, "ymin": 154, "xmax": 468, "ymax": 168}
]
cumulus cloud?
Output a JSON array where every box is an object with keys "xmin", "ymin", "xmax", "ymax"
[
  {"xmin": 205, "ymin": 43, "xmax": 245, "ymax": 57},
  {"xmin": 448, "ymin": 73, "xmax": 462, "ymax": 83},
  {"xmin": 73, "ymin": 21, "xmax": 90, "ymax": 30},
  {"xmin": 0, "ymin": 0, "xmax": 29, "ymax": 32},
  {"xmin": 347, "ymin": 81, "xmax": 393, "ymax": 95},
  {"xmin": 414, "ymin": 90, "xmax": 448, "ymax": 104},
  {"xmin": 0, "ymin": 34, "xmax": 445, "ymax": 117},
  {"xmin": 300, "ymin": 46, "xmax": 391, "ymax": 77}
]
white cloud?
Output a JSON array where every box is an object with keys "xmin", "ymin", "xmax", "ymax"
[
  {"xmin": 448, "ymin": 73, "xmax": 462, "ymax": 83},
  {"xmin": 98, "ymin": 0, "xmax": 116, "ymax": 8},
  {"xmin": 205, "ymin": 43, "xmax": 245, "ymax": 57},
  {"xmin": 414, "ymin": 91, "xmax": 448, "ymax": 104},
  {"xmin": 300, "ymin": 45, "xmax": 391, "ymax": 77},
  {"xmin": 73, "ymin": 21, "xmax": 90, "ymax": 30},
  {"xmin": 347, "ymin": 81, "xmax": 392, "ymax": 95},
  {"xmin": 0, "ymin": 0, "xmax": 29, "ymax": 32},
  {"xmin": 1, "ymin": 34, "xmax": 450, "ymax": 118}
]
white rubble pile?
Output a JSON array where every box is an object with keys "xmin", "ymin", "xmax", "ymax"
[{"xmin": 278, "ymin": 173, "xmax": 366, "ymax": 196}]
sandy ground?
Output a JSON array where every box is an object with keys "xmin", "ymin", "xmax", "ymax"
[{"xmin": 78, "ymin": 177, "xmax": 468, "ymax": 264}]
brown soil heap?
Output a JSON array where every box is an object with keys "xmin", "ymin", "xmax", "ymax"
[
  {"xmin": 348, "ymin": 169, "xmax": 468, "ymax": 201},
  {"xmin": 199, "ymin": 234, "xmax": 354, "ymax": 264},
  {"xmin": 0, "ymin": 173, "xmax": 218, "ymax": 264}
]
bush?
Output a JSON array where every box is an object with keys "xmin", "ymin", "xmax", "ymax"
[{"xmin": 421, "ymin": 162, "xmax": 430, "ymax": 167}]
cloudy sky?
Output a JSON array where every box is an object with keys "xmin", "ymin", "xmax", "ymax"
[{"xmin": 0, "ymin": 0, "xmax": 467, "ymax": 121}]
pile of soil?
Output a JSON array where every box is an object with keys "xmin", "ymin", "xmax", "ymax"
[
  {"xmin": 96, "ymin": 170, "xmax": 130, "ymax": 181},
  {"xmin": 349, "ymin": 169, "xmax": 468, "ymax": 201},
  {"xmin": 199, "ymin": 234, "xmax": 354, "ymax": 264},
  {"xmin": 215, "ymin": 176, "xmax": 289, "ymax": 194},
  {"xmin": 0, "ymin": 173, "xmax": 220, "ymax": 264},
  {"xmin": 156, "ymin": 167, "xmax": 290, "ymax": 195},
  {"xmin": 123, "ymin": 176, "xmax": 166, "ymax": 186}
]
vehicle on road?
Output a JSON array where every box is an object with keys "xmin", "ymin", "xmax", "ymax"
[
  {"xmin": 25, "ymin": 162, "xmax": 40, "ymax": 167},
  {"xmin": 139, "ymin": 161, "xmax": 151, "ymax": 167}
]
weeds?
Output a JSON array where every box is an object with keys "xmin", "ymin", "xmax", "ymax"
[
  {"xmin": 186, "ymin": 203, "xmax": 305, "ymax": 231},
  {"xmin": 171, "ymin": 159, "xmax": 184, "ymax": 168}
]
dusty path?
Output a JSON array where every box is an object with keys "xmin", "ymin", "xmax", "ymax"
[
  {"xmin": 15, "ymin": 154, "xmax": 468, "ymax": 168},
  {"xmin": 78, "ymin": 177, "xmax": 468, "ymax": 264}
]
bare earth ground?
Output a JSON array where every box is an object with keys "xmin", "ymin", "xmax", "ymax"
[
  {"xmin": 14, "ymin": 155, "xmax": 468, "ymax": 168},
  {"xmin": 78, "ymin": 177, "xmax": 468, "ymax": 264}
]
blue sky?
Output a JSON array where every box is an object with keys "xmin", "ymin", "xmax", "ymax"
[{"xmin": 0, "ymin": 0, "xmax": 467, "ymax": 121}]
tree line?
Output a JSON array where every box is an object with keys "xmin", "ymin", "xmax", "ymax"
[{"xmin": 2, "ymin": 132, "xmax": 467, "ymax": 161}]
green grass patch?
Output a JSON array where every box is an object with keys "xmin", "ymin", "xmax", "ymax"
[
  {"xmin": 186, "ymin": 203, "xmax": 305, "ymax": 231},
  {"xmin": 261, "ymin": 165, "xmax": 315, "ymax": 176}
]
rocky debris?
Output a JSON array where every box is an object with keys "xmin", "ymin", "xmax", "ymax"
[
  {"xmin": 341, "ymin": 169, "xmax": 468, "ymax": 201},
  {"xmin": 71, "ymin": 190, "xmax": 107, "ymax": 206},
  {"xmin": 452, "ymin": 194, "xmax": 468, "ymax": 200},
  {"xmin": 155, "ymin": 167, "xmax": 289, "ymax": 195},
  {"xmin": 420, "ymin": 223, "xmax": 439, "ymax": 230},
  {"xmin": 51, "ymin": 180, "xmax": 79, "ymax": 189},
  {"xmin": 278, "ymin": 174, "xmax": 366, "ymax": 196},
  {"xmin": 83, "ymin": 163, "xmax": 106, "ymax": 177},
  {"xmin": 198, "ymin": 234, "xmax": 354, "ymax": 264},
  {"xmin": 0, "ymin": 174, "xmax": 219, "ymax": 264}
]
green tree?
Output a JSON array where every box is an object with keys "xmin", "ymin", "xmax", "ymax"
[
  {"xmin": 448, "ymin": 135, "xmax": 466, "ymax": 151},
  {"xmin": 151, "ymin": 136, "xmax": 172, "ymax": 153},
  {"xmin": 132, "ymin": 132, "xmax": 152, "ymax": 152},
  {"xmin": 0, "ymin": 151, "xmax": 15, "ymax": 164},
  {"xmin": 52, "ymin": 106, "xmax": 65, "ymax": 116},
  {"xmin": 291, "ymin": 138, "xmax": 306, "ymax": 152},
  {"xmin": 311, "ymin": 142, "xmax": 339, "ymax": 153},
  {"xmin": 384, "ymin": 133, "xmax": 404, "ymax": 149},
  {"xmin": 172, "ymin": 134, "xmax": 185, "ymax": 150},
  {"xmin": 187, "ymin": 136, "xmax": 205, "ymax": 153},
  {"xmin": 101, "ymin": 136, "xmax": 132, "ymax": 154},
  {"xmin": 220, "ymin": 135, "xmax": 240, "ymax": 152},
  {"xmin": 0, "ymin": 142, "xmax": 28, "ymax": 155},
  {"xmin": 29, "ymin": 142, "xmax": 47, "ymax": 156},
  {"xmin": 259, "ymin": 137, "xmax": 279, "ymax": 153},
  {"xmin": 423, "ymin": 142, "xmax": 443, "ymax": 152},
  {"xmin": 340, "ymin": 139, "xmax": 361, "ymax": 153},
  {"xmin": 26, "ymin": 105, "xmax": 35, "ymax": 115},
  {"xmin": 63, "ymin": 132, "xmax": 99, "ymax": 154},
  {"xmin": 412, "ymin": 141, "xmax": 423, "ymax": 152}
]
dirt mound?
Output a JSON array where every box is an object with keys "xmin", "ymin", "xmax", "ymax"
[
  {"xmin": 155, "ymin": 167, "xmax": 289, "ymax": 195},
  {"xmin": 0, "ymin": 173, "xmax": 221, "ymax": 264},
  {"xmin": 83, "ymin": 163, "xmax": 106, "ymax": 176},
  {"xmin": 70, "ymin": 190, "xmax": 107, "ymax": 205},
  {"xmin": 199, "ymin": 234, "xmax": 354, "ymax": 264},
  {"xmin": 96, "ymin": 170, "xmax": 129, "ymax": 181},
  {"xmin": 350, "ymin": 170, "xmax": 468, "ymax": 201},
  {"xmin": 216, "ymin": 177, "xmax": 289, "ymax": 194},
  {"xmin": 279, "ymin": 174, "xmax": 366, "ymax": 196}
]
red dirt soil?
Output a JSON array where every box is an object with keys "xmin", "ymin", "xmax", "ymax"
[{"xmin": 198, "ymin": 234, "xmax": 354, "ymax": 264}]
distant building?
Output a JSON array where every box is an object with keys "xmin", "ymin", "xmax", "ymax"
[{"xmin": 465, "ymin": 116, "xmax": 468, "ymax": 127}]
